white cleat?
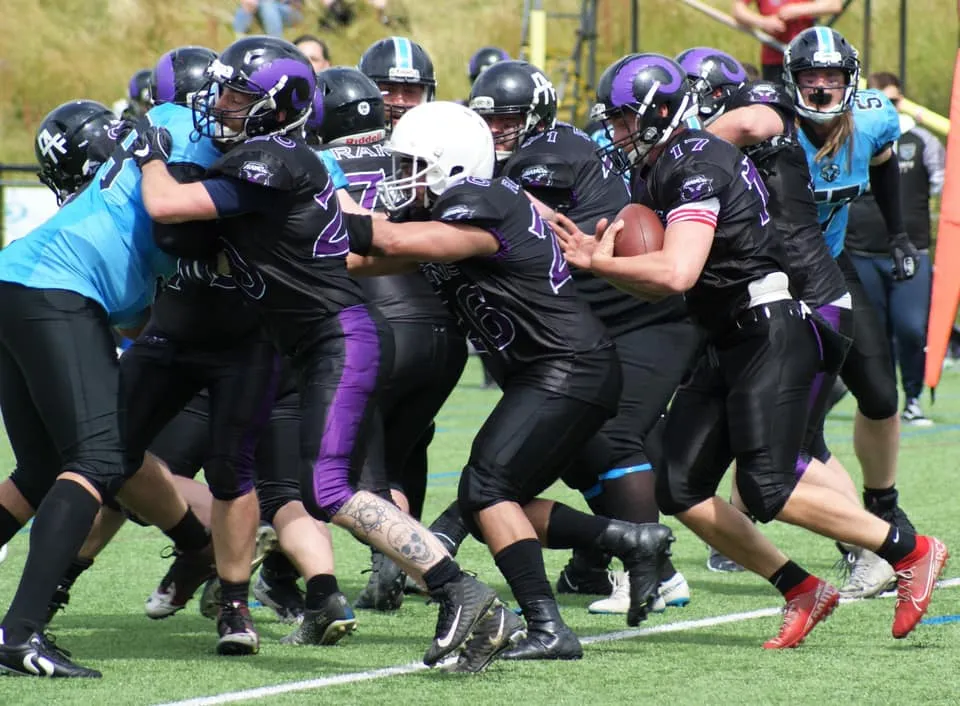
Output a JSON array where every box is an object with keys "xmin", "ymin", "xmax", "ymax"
[
  {"xmin": 839, "ymin": 548, "xmax": 896, "ymax": 599},
  {"xmin": 588, "ymin": 571, "xmax": 690, "ymax": 615}
]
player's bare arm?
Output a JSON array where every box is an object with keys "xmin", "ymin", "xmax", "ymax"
[
  {"xmin": 141, "ymin": 161, "xmax": 219, "ymax": 224},
  {"xmin": 707, "ymin": 104, "xmax": 785, "ymax": 146},
  {"xmin": 370, "ymin": 219, "xmax": 501, "ymax": 262}
]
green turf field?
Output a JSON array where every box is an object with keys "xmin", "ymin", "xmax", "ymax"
[{"xmin": 1, "ymin": 358, "xmax": 958, "ymax": 705}]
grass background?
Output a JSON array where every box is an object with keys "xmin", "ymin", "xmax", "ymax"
[
  {"xmin": 0, "ymin": 0, "xmax": 956, "ymax": 162},
  {"xmin": 0, "ymin": 357, "xmax": 958, "ymax": 704}
]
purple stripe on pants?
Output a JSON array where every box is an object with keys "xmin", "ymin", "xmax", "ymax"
[{"xmin": 311, "ymin": 306, "xmax": 381, "ymax": 517}]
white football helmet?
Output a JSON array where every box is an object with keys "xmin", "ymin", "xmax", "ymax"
[{"xmin": 378, "ymin": 101, "xmax": 495, "ymax": 213}]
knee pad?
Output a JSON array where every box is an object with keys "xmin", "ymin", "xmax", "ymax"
[
  {"xmin": 854, "ymin": 384, "xmax": 898, "ymax": 421},
  {"xmin": 256, "ymin": 480, "xmax": 301, "ymax": 525},
  {"xmin": 204, "ymin": 458, "xmax": 256, "ymax": 502},
  {"xmin": 653, "ymin": 466, "xmax": 701, "ymax": 517},
  {"xmin": 735, "ymin": 469, "xmax": 795, "ymax": 524},
  {"xmin": 457, "ymin": 463, "xmax": 519, "ymax": 516}
]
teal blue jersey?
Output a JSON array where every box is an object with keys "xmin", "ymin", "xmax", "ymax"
[
  {"xmin": 0, "ymin": 103, "xmax": 221, "ymax": 322},
  {"xmin": 799, "ymin": 89, "xmax": 900, "ymax": 257}
]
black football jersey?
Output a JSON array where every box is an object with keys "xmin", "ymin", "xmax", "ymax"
[
  {"xmin": 502, "ymin": 122, "xmax": 688, "ymax": 334},
  {"xmin": 327, "ymin": 142, "xmax": 455, "ymax": 327},
  {"xmin": 422, "ymin": 176, "xmax": 613, "ymax": 404},
  {"xmin": 151, "ymin": 250, "xmax": 263, "ymax": 345},
  {"xmin": 728, "ymin": 82, "xmax": 847, "ymax": 308},
  {"xmin": 208, "ymin": 135, "xmax": 366, "ymax": 355},
  {"xmin": 637, "ymin": 129, "xmax": 790, "ymax": 334}
]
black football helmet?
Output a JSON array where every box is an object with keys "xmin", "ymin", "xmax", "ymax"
[
  {"xmin": 192, "ymin": 36, "xmax": 316, "ymax": 146},
  {"xmin": 468, "ymin": 46, "xmax": 510, "ymax": 84},
  {"xmin": 313, "ymin": 67, "xmax": 386, "ymax": 145},
  {"xmin": 593, "ymin": 53, "xmax": 698, "ymax": 171},
  {"xmin": 468, "ymin": 60, "xmax": 557, "ymax": 160},
  {"xmin": 783, "ymin": 27, "xmax": 860, "ymax": 124},
  {"xmin": 358, "ymin": 37, "xmax": 436, "ymax": 122},
  {"xmin": 35, "ymin": 100, "xmax": 124, "ymax": 204},
  {"xmin": 676, "ymin": 47, "xmax": 747, "ymax": 124},
  {"xmin": 152, "ymin": 46, "xmax": 218, "ymax": 106}
]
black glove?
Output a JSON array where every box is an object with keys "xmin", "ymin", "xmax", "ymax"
[
  {"xmin": 890, "ymin": 232, "xmax": 919, "ymax": 281},
  {"xmin": 131, "ymin": 126, "xmax": 172, "ymax": 168}
]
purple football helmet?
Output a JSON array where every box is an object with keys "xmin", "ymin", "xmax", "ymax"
[
  {"xmin": 676, "ymin": 47, "xmax": 747, "ymax": 124},
  {"xmin": 592, "ymin": 53, "xmax": 698, "ymax": 171},
  {"xmin": 192, "ymin": 36, "xmax": 316, "ymax": 145}
]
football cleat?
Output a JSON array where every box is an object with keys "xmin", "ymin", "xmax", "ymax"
[
  {"xmin": 0, "ymin": 631, "xmax": 100, "ymax": 678},
  {"xmin": 280, "ymin": 592, "xmax": 357, "ymax": 646},
  {"xmin": 423, "ymin": 573, "xmax": 497, "ymax": 667}
]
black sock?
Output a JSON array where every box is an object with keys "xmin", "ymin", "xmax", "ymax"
[
  {"xmin": 163, "ymin": 509, "xmax": 209, "ymax": 553},
  {"xmin": 863, "ymin": 486, "xmax": 898, "ymax": 515},
  {"xmin": 0, "ymin": 505, "xmax": 23, "ymax": 545},
  {"xmin": 875, "ymin": 525, "xmax": 917, "ymax": 566},
  {"xmin": 219, "ymin": 579, "xmax": 250, "ymax": 606},
  {"xmin": 261, "ymin": 551, "xmax": 299, "ymax": 582},
  {"xmin": 545, "ymin": 503, "xmax": 610, "ymax": 549},
  {"xmin": 494, "ymin": 538, "xmax": 554, "ymax": 614},
  {"xmin": 61, "ymin": 557, "xmax": 94, "ymax": 591},
  {"xmin": 305, "ymin": 574, "xmax": 339, "ymax": 609},
  {"xmin": 422, "ymin": 556, "xmax": 461, "ymax": 592},
  {"xmin": 768, "ymin": 560, "xmax": 812, "ymax": 598},
  {"xmin": 1, "ymin": 479, "xmax": 100, "ymax": 643},
  {"xmin": 428, "ymin": 502, "xmax": 470, "ymax": 555}
]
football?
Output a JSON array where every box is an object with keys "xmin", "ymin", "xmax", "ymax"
[{"xmin": 611, "ymin": 203, "xmax": 665, "ymax": 257}]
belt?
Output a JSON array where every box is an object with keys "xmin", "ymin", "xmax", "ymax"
[{"xmin": 734, "ymin": 300, "xmax": 804, "ymax": 329}]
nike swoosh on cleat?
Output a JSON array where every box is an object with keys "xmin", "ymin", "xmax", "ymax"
[
  {"xmin": 490, "ymin": 610, "xmax": 506, "ymax": 645},
  {"xmin": 23, "ymin": 653, "xmax": 55, "ymax": 676},
  {"xmin": 436, "ymin": 606, "xmax": 463, "ymax": 648}
]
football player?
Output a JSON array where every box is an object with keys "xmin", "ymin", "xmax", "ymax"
[
  {"xmin": 556, "ymin": 52, "xmax": 947, "ymax": 648},
  {"xmin": 135, "ymin": 36, "xmax": 502, "ymax": 669},
  {"xmin": 460, "ymin": 59, "xmax": 698, "ymax": 615},
  {"xmin": 0, "ymin": 80, "xmax": 221, "ymax": 677},
  {"xmin": 315, "ymin": 66, "xmax": 468, "ymax": 611},
  {"xmin": 786, "ymin": 27, "xmax": 926, "ymax": 581},
  {"xmin": 347, "ymin": 100, "xmax": 675, "ymax": 664},
  {"xmin": 468, "ymin": 46, "xmax": 510, "ymax": 85}
]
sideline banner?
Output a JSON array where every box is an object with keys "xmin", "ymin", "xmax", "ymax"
[{"xmin": 2, "ymin": 186, "xmax": 58, "ymax": 248}]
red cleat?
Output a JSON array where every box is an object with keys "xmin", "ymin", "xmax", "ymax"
[
  {"xmin": 763, "ymin": 577, "xmax": 839, "ymax": 649},
  {"xmin": 892, "ymin": 536, "xmax": 949, "ymax": 639}
]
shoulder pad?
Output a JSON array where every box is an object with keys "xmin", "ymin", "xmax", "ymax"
[
  {"xmin": 503, "ymin": 151, "xmax": 577, "ymax": 191},
  {"xmin": 432, "ymin": 179, "xmax": 513, "ymax": 225},
  {"xmin": 853, "ymin": 89, "xmax": 901, "ymax": 151},
  {"xmin": 209, "ymin": 142, "xmax": 297, "ymax": 191},
  {"xmin": 727, "ymin": 80, "xmax": 795, "ymax": 118}
]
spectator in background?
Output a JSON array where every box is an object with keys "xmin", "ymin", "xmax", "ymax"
[
  {"xmin": 294, "ymin": 34, "xmax": 332, "ymax": 72},
  {"xmin": 732, "ymin": 0, "xmax": 843, "ymax": 82},
  {"xmin": 742, "ymin": 62, "xmax": 760, "ymax": 81},
  {"xmin": 234, "ymin": 0, "xmax": 302, "ymax": 38},
  {"xmin": 846, "ymin": 71, "xmax": 946, "ymax": 427}
]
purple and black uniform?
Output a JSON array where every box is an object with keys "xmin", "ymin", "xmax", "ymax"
[
  {"xmin": 501, "ymin": 121, "xmax": 702, "ymax": 489},
  {"xmin": 637, "ymin": 130, "xmax": 822, "ymax": 522},
  {"xmin": 329, "ymin": 141, "xmax": 466, "ymax": 517},
  {"xmin": 413, "ymin": 177, "xmax": 620, "ymax": 527},
  {"xmin": 726, "ymin": 80, "xmax": 852, "ymax": 467},
  {"xmin": 202, "ymin": 134, "xmax": 392, "ymax": 520}
]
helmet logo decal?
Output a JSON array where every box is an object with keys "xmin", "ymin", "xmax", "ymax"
[
  {"xmin": 530, "ymin": 72, "xmax": 556, "ymax": 106},
  {"xmin": 36, "ymin": 129, "xmax": 68, "ymax": 163},
  {"xmin": 357, "ymin": 101, "xmax": 370, "ymax": 116}
]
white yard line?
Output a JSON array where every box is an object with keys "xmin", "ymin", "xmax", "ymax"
[{"xmin": 156, "ymin": 577, "xmax": 960, "ymax": 706}]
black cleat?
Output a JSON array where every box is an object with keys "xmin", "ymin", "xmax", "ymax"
[
  {"xmin": 253, "ymin": 572, "xmax": 305, "ymax": 624},
  {"xmin": 555, "ymin": 548, "xmax": 614, "ymax": 595},
  {"xmin": 280, "ymin": 592, "xmax": 357, "ymax": 646},
  {"xmin": 595, "ymin": 521, "xmax": 675, "ymax": 626},
  {"xmin": 145, "ymin": 544, "xmax": 216, "ymax": 619},
  {"xmin": 451, "ymin": 602, "xmax": 524, "ymax": 673},
  {"xmin": 216, "ymin": 602, "xmax": 259, "ymax": 656},
  {"xmin": 355, "ymin": 548, "xmax": 405, "ymax": 611},
  {"xmin": 0, "ymin": 631, "xmax": 100, "ymax": 678},
  {"xmin": 502, "ymin": 600, "xmax": 582, "ymax": 661},
  {"xmin": 423, "ymin": 573, "xmax": 497, "ymax": 667}
]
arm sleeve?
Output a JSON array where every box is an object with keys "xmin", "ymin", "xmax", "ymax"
[
  {"xmin": 202, "ymin": 176, "xmax": 278, "ymax": 217},
  {"xmin": 868, "ymin": 154, "xmax": 906, "ymax": 235}
]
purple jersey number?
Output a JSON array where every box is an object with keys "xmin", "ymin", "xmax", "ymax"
[
  {"xmin": 312, "ymin": 176, "xmax": 350, "ymax": 258},
  {"xmin": 345, "ymin": 169, "xmax": 386, "ymax": 211},
  {"xmin": 739, "ymin": 155, "xmax": 771, "ymax": 227},
  {"xmin": 527, "ymin": 203, "xmax": 571, "ymax": 293}
]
